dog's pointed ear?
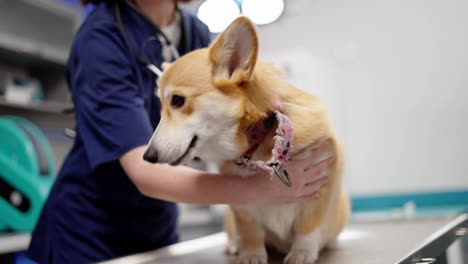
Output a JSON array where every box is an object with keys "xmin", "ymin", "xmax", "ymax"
[
  {"xmin": 161, "ymin": 62, "xmax": 172, "ymax": 72},
  {"xmin": 209, "ymin": 16, "xmax": 258, "ymax": 85}
]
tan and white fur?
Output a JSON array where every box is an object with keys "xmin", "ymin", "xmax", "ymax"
[{"xmin": 144, "ymin": 17, "xmax": 350, "ymax": 264}]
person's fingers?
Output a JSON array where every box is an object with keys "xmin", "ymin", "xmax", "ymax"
[
  {"xmin": 304, "ymin": 156, "xmax": 335, "ymax": 174},
  {"xmin": 305, "ymin": 174, "xmax": 328, "ymax": 186},
  {"xmin": 289, "ymin": 139, "xmax": 331, "ymax": 161},
  {"xmin": 305, "ymin": 176, "xmax": 328, "ymax": 193},
  {"xmin": 298, "ymin": 185, "xmax": 324, "ymax": 200},
  {"xmin": 280, "ymin": 156, "xmax": 332, "ymax": 195},
  {"xmin": 300, "ymin": 192, "xmax": 322, "ymax": 200}
]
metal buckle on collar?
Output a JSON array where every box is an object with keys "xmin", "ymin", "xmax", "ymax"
[{"xmin": 271, "ymin": 164, "xmax": 293, "ymax": 187}]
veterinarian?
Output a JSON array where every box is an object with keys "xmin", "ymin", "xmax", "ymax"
[{"xmin": 27, "ymin": 0, "xmax": 334, "ymax": 263}]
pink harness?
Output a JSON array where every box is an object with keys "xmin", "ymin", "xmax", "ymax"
[{"xmin": 234, "ymin": 110, "xmax": 295, "ymax": 187}]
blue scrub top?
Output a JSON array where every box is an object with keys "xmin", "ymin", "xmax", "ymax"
[{"xmin": 27, "ymin": 2, "xmax": 210, "ymax": 263}]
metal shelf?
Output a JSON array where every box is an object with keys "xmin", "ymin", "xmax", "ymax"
[
  {"xmin": 0, "ymin": 32, "xmax": 68, "ymax": 67},
  {"xmin": 0, "ymin": 96, "xmax": 72, "ymax": 115},
  {"xmin": 0, "ymin": 0, "xmax": 82, "ymax": 68}
]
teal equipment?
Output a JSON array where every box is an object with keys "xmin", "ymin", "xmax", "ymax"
[{"xmin": 0, "ymin": 116, "xmax": 55, "ymax": 232}]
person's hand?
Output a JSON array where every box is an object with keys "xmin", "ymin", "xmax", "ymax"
[{"xmin": 247, "ymin": 139, "xmax": 333, "ymax": 205}]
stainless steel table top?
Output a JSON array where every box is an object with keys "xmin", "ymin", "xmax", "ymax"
[{"xmin": 101, "ymin": 215, "xmax": 467, "ymax": 264}]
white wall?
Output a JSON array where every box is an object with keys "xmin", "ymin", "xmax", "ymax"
[{"xmin": 257, "ymin": 0, "xmax": 468, "ymax": 195}]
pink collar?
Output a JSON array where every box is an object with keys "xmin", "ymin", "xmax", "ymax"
[{"xmin": 234, "ymin": 109, "xmax": 294, "ymax": 187}]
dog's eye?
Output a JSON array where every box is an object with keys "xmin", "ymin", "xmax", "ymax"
[{"xmin": 171, "ymin": 95, "xmax": 185, "ymax": 108}]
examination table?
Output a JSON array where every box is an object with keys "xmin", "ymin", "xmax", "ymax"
[{"xmin": 100, "ymin": 214, "xmax": 467, "ymax": 264}]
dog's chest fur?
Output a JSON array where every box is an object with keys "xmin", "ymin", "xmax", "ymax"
[{"xmin": 237, "ymin": 203, "xmax": 299, "ymax": 245}]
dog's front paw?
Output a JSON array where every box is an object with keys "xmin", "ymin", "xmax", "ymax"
[
  {"xmin": 235, "ymin": 248, "xmax": 267, "ymax": 264},
  {"xmin": 284, "ymin": 249, "xmax": 318, "ymax": 264},
  {"xmin": 284, "ymin": 231, "xmax": 321, "ymax": 264}
]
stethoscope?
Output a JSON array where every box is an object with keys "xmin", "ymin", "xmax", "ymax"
[
  {"xmin": 114, "ymin": 0, "xmax": 181, "ymax": 77},
  {"xmin": 63, "ymin": 1, "xmax": 182, "ymax": 138}
]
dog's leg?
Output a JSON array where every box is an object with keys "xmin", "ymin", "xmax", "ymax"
[
  {"xmin": 232, "ymin": 208, "xmax": 267, "ymax": 264},
  {"xmin": 225, "ymin": 207, "xmax": 239, "ymax": 255},
  {"xmin": 325, "ymin": 188, "xmax": 351, "ymax": 250},
  {"xmin": 286, "ymin": 187, "xmax": 348, "ymax": 264},
  {"xmin": 285, "ymin": 176, "xmax": 334, "ymax": 264},
  {"xmin": 285, "ymin": 139, "xmax": 346, "ymax": 264},
  {"xmin": 284, "ymin": 199, "xmax": 326, "ymax": 264},
  {"xmin": 284, "ymin": 229, "xmax": 321, "ymax": 264}
]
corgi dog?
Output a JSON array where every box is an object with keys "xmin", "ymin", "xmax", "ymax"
[{"xmin": 143, "ymin": 17, "xmax": 350, "ymax": 264}]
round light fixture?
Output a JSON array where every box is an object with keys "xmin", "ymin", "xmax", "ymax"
[
  {"xmin": 241, "ymin": 0, "xmax": 284, "ymax": 25},
  {"xmin": 197, "ymin": 0, "xmax": 241, "ymax": 33}
]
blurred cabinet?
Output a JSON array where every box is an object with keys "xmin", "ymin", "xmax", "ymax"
[
  {"xmin": 0, "ymin": 0, "xmax": 81, "ymax": 112},
  {"xmin": 0, "ymin": 0, "xmax": 82, "ymax": 169}
]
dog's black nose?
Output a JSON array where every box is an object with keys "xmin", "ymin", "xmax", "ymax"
[{"xmin": 143, "ymin": 148, "xmax": 158, "ymax": 163}]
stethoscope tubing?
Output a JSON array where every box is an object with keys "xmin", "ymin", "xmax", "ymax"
[{"xmin": 115, "ymin": 0, "xmax": 181, "ymax": 77}]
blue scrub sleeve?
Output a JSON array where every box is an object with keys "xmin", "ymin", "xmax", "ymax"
[{"xmin": 73, "ymin": 26, "xmax": 154, "ymax": 170}]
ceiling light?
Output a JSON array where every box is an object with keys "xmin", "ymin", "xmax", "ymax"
[
  {"xmin": 197, "ymin": 0, "xmax": 241, "ymax": 33},
  {"xmin": 241, "ymin": 0, "xmax": 284, "ymax": 25}
]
